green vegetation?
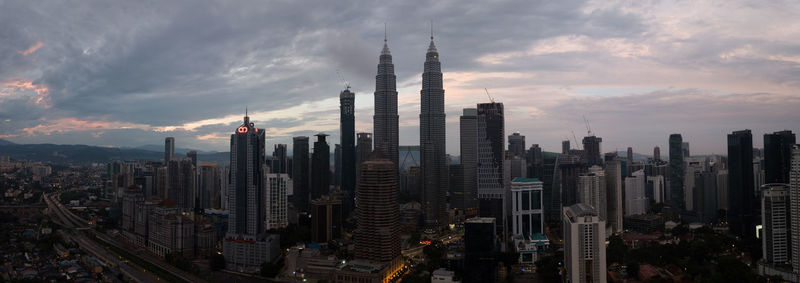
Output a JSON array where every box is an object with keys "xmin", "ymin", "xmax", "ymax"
[
  {"xmin": 165, "ymin": 252, "xmax": 201, "ymax": 275},
  {"xmin": 209, "ymin": 254, "xmax": 226, "ymax": 271},
  {"xmin": 260, "ymin": 258, "xmax": 284, "ymax": 278}
]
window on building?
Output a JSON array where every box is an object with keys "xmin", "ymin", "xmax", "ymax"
[{"xmin": 522, "ymin": 191, "xmax": 530, "ymax": 210}]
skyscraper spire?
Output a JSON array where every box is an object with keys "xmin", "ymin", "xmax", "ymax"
[
  {"xmin": 374, "ymin": 26, "xmax": 399, "ymax": 175},
  {"xmin": 420, "ymin": 24, "xmax": 446, "ymax": 232}
]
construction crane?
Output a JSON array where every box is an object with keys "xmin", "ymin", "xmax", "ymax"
[
  {"xmin": 583, "ymin": 115, "xmax": 594, "ymax": 137},
  {"xmin": 484, "ymin": 88, "xmax": 495, "ymax": 103},
  {"xmin": 571, "ymin": 130, "xmax": 579, "ymax": 148},
  {"xmin": 336, "ymin": 69, "xmax": 350, "ymax": 90}
]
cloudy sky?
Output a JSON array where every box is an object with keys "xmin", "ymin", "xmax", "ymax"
[{"xmin": 1, "ymin": 0, "xmax": 799, "ymax": 156}]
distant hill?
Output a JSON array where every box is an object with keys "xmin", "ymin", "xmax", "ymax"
[
  {"xmin": 0, "ymin": 142, "xmax": 229, "ymax": 165},
  {"xmin": 126, "ymin": 144, "xmax": 219, "ymax": 155}
]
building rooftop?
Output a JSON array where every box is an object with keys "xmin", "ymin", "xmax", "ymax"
[
  {"xmin": 511, "ymin": 177, "xmax": 541, "ymax": 183},
  {"xmin": 564, "ymin": 203, "xmax": 597, "ymax": 218},
  {"xmin": 465, "ymin": 217, "xmax": 495, "ymax": 224}
]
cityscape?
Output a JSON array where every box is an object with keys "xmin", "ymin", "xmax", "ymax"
[{"xmin": 2, "ymin": 1, "xmax": 800, "ymax": 283}]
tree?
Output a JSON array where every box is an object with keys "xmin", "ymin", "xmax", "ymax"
[
  {"xmin": 209, "ymin": 254, "xmax": 225, "ymax": 271},
  {"xmin": 260, "ymin": 258, "xmax": 284, "ymax": 278},
  {"xmin": 607, "ymin": 235, "xmax": 627, "ymax": 264}
]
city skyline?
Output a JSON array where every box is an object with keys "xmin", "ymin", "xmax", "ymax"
[{"xmin": 2, "ymin": 1, "xmax": 800, "ymax": 156}]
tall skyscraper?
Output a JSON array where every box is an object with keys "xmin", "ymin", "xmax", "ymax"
[
  {"xmin": 311, "ymin": 133, "xmax": 330, "ymax": 200},
  {"xmin": 354, "ymin": 151, "xmax": 400, "ymax": 263},
  {"xmin": 373, "ymin": 34, "xmax": 399, "ymax": 174},
  {"xmin": 476, "ymin": 102, "xmax": 505, "ymax": 240},
  {"xmin": 582, "ymin": 136, "xmax": 603, "ymax": 166},
  {"xmin": 578, "ymin": 166, "xmax": 606, "ymax": 221},
  {"xmin": 762, "ymin": 184, "xmax": 790, "ymax": 265},
  {"xmin": 625, "ymin": 169, "xmax": 648, "ymax": 216},
  {"xmin": 563, "ymin": 203, "xmax": 607, "ymax": 283},
  {"xmin": 562, "ymin": 140, "xmax": 570, "ymax": 155},
  {"xmin": 198, "ymin": 163, "xmax": 218, "ymax": 210},
  {"xmin": 764, "ymin": 130, "xmax": 796, "ymax": 184},
  {"xmin": 356, "ymin": 133, "xmax": 373, "ymax": 187},
  {"xmin": 164, "ymin": 137, "xmax": 175, "ymax": 162},
  {"xmin": 340, "ymin": 88, "xmax": 356, "ymax": 208},
  {"xmin": 419, "ymin": 32, "xmax": 448, "ymax": 232},
  {"xmin": 460, "ymin": 108, "xmax": 478, "ymax": 214},
  {"xmin": 271, "ymin": 144, "xmax": 288, "ymax": 174},
  {"xmin": 682, "ymin": 142, "xmax": 690, "ymax": 158},
  {"xmin": 790, "ymin": 146, "xmax": 800, "ymax": 273},
  {"xmin": 223, "ymin": 114, "xmax": 278, "ymax": 272},
  {"xmin": 653, "ymin": 146, "xmax": 661, "ymax": 162},
  {"xmin": 728, "ymin": 129, "xmax": 755, "ymax": 239},
  {"xmin": 266, "ymin": 173, "xmax": 289, "ymax": 230},
  {"xmin": 167, "ymin": 159, "xmax": 195, "ymax": 211},
  {"xmin": 526, "ymin": 144, "xmax": 543, "ymax": 179},
  {"xmin": 508, "ymin": 132, "xmax": 526, "ymax": 158},
  {"xmin": 669, "ymin": 134, "xmax": 685, "ymax": 211},
  {"xmin": 627, "ymin": 147, "xmax": 633, "ymax": 162},
  {"xmin": 334, "ymin": 144, "xmax": 342, "ymax": 187},
  {"xmin": 292, "ymin": 136, "xmax": 310, "ymax": 213},
  {"xmin": 605, "ymin": 160, "xmax": 623, "ymax": 234}
]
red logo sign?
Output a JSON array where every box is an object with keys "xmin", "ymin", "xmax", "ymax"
[{"xmin": 237, "ymin": 126, "xmax": 248, "ymax": 133}]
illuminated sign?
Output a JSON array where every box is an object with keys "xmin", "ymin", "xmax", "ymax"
[{"xmin": 237, "ymin": 126, "xmax": 248, "ymax": 133}]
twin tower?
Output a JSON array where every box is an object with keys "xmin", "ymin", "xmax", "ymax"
[{"xmin": 371, "ymin": 29, "xmax": 448, "ymax": 232}]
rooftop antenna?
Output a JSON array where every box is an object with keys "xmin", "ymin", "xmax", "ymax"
[
  {"xmin": 336, "ymin": 69, "xmax": 350, "ymax": 90},
  {"xmin": 384, "ymin": 22, "xmax": 387, "ymax": 43},
  {"xmin": 430, "ymin": 20, "xmax": 434, "ymax": 40}
]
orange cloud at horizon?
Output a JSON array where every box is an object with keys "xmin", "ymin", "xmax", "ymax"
[
  {"xmin": 22, "ymin": 117, "xmax": 152, "ymax": 136},
  {"xmin": 0, "ymin": 78, "xmax": 51, "ymax": 108}
]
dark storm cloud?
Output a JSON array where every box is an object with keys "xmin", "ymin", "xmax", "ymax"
[{"xmin": 1, "ymin": 0, "xmax": 799, "ymax": 154}]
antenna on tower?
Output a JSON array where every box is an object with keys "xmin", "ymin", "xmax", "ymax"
[
  {"xmin": 484, "ymin": 88, "xmax": 495, "ymax": 103},
  {"xmin": 384, "ymin": 22, "xmax": 387, "ymax": 42},
  {"xmin": 430, "ymin": 20, "xmax": 434, "ymax": 40},
  {"xmin": 336, "ymin": 69, "xmax": 350, "ymax": 90}
]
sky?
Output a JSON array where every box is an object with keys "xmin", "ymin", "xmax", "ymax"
[{"xmin": 1, "ymin": 0, "xmax": 799, "ymax": 156}]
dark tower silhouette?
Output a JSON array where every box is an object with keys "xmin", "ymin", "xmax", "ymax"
[
  {"xmin": 728, "ymin": 129, "xmax": 755, "ymax": 238},
  {"xmin": 764, "ymin": 130, "xmax": 796, "ymax": 183},
  {"xmin": 311, "ymin": 133, "xmax": 331, "ymax": 200},
  {"xmin": 292, "ymin": 136, "xmax": 310, "ymax": 212},
  {"xmin": 420, "ymin": 30, "xmax": 448, "ymax": 232},
  {"xmin": 373, "ymin": 31, "xmax": 399, "ymax": 174}
]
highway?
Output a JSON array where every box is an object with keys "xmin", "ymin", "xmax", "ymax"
[{"xmin": 44, "ymin": 192, "xmax": 205, "ymax": 283}]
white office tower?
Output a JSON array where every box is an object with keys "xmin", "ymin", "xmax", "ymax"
[
  {"xmin": 578, "ymin": 166, "xmax": 606, "ymax": 221},
  {"xmin": 564, "ymin": 203, "xmax": 607, "ymax": 283},
  {"xmin": 266, "ymin": 173, "xmax": 289, "ymax": 230},
  {"xmin": 790, "ymin": 146, "xmax": 800, "ymax": 273},
  {"xmin": 510, "ymin": 178, "xmax": 549, "ymax": 264},
  {"xmin": 647, "ymin": 175, "xmax": 665, "ymax": 204},
  {"xmin": 762, "ymin": 184, "xmax": 790, "ymax": 265},
  {"xmin": 683, "ymin": 157, "xmax": 706, "ymax": 211},
  {"xmin": 625, "ymin": 170, "xmax": 648, "ymax": 216}
]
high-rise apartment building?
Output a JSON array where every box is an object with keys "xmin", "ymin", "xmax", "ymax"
[
  {"xmin": 654, "ymin": 146, "xmax": 661, "ymax": 162},
  {"xmin": 419, "ymin": 33, "xmax": 448, "ymax": 232},
  {"xmin": 198, "ymin": 163, "xmax": 218, "ymax": 210},
  {"xmin": 605, "ymin": 160, "xmax": 623, "ymax": 234},
  {"xmin": 266, "ymin": 173, "xmax": 289, "ymax": 230},
  {"xmin": 790, "ymin": 146, "xmax": 800, "ymax": 273},
  {"xmin": 373, "ymin": 35, "xmax": 399, "ymax": 174},
  {"xmin": 223, "ymin": 115, "xmax": 278, "ymax": 272},
  {"xmin": 564, "ymin": 203, "xmax": 607, "ymax": 283},
  {"xmin": 762, "ymin": 184, "xmax": 790, "ymax": 265},
  {"xmin": 625, "ymin": 170, "xmax": 648, "ymax": 216},
  {"xmin": 578, "ymin": 166, "xmax": 606, "ymax": 221},
  {"xmin": 728, "ymin": 129, "xmax": 755, "ymax": 239}
]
